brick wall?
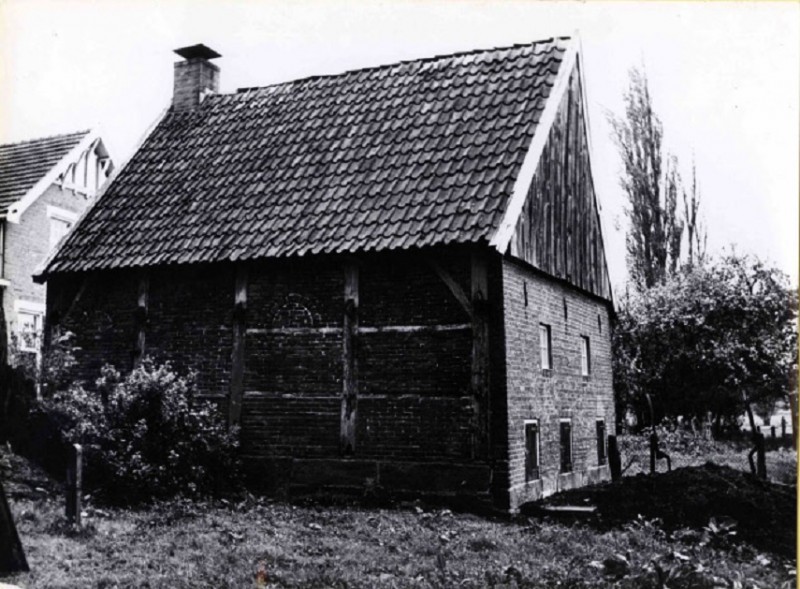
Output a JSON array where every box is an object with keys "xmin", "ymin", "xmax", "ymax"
[
  {"xmin": 500, "ymin": 257, "xmax": 615, "ymax": 511},
  {"xmin": 50, "ymin": 269, "xmax": 138, "ymax": 387},
  {"xmin": 46, "ymin": 247, "xmax": 615, "ymax": 510},
  {"xmin": 3, "ymin": 183, "xmax": 89, "ymax": 337},
  {"xmin": 47, "ymin": 246, "xmax": 493, "ymax": 502},
  {"xmin": 147, "ymin": 264, "xmax": 234, "ymax": 396}
]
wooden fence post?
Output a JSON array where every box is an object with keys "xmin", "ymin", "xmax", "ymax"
[
  {"xmin": 649, "ymin": 432, "xmax": 657, "ymax": 474},
  {"xmin": 755, "ymin": 433, "xmax": 767, "ymax": 480},
  {"xmin": 607, "ymin": 435, "xmax": 621, "ymax": 482},
  {"xmin": 66, "ymin": 443, "xmax": 82, "ymax": 526}
]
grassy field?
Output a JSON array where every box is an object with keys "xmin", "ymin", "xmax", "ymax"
[
  {"xmin": 2, "ymin": 454, "xmax": 796, "ymax": 588},
  {"xmin": 617, "ymin": 432, "xmax": 798, "ymax": 485}
]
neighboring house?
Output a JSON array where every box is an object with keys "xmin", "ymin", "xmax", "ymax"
[
  {"xmin": 0, "ymin": 130, "xmax": 113, "ymax": 356},
  {"xmin": 37, "ymin": 39, "xmax": 614, "ymax": 511}
]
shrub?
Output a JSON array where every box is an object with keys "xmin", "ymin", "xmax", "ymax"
[{"xmin": 41, "ymin": 358, "xmax": 240, "ymax": 504}]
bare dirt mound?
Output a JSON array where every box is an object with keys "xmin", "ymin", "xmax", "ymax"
[{"xmin": 534, "ymin": 463, "xmax": 796, "ymax": 558}]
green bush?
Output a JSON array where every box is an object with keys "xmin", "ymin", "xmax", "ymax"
[{"xmin": 41, "ymin": 358, "xmax": 240, "ymax": 504}]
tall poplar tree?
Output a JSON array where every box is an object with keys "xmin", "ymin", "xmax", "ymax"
[{"xmin": 609, "ymin": 67, "xmax": 697, "ymax": 290}]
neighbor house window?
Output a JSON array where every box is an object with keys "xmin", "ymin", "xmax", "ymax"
[
  {"xmin": 539, "ymin": 324, "xmax": 552, "ymax": 370},
  {"xmin": 17, "ymin": 312, "xmax": 40, "ymax": 352},
  {"xmin": 559, "ymin": 419, "xmax": 572, "ymax": 473},
  {"xmin": 596, "ymin": 420, "xmax": 606, "ymax": 465},
  {"xmin": 14, "ymin": 300, "xmax": 45, "ymax": 354},
  {"xmin": 580, "ymin": 336, "xmax": 591, "ymax": 376},
  {"xmin": 47, "ymin": 205, "xmax": 78, "ymax": 251},
  {"xmin": 524, "ymin": 420, "xmax": 540, "ymax": 481}
]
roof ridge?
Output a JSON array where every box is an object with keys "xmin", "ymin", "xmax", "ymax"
[
  {"xmin": 235, "ymin": 36, "xmax": 571, "ymax": 95},
  {"xmin": 0, "ymin": 129, "xmax": 91, "ymax": 150}
]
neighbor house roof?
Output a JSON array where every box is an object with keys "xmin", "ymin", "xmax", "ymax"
[
  {"xmin": 44, "ymin": 38, "xmax": 577, "ymax": 275},
  {"xmin": 0, "ymin": 130, "xmax": 90, "ymax": 218}
]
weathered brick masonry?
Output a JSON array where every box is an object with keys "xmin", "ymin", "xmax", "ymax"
[
  {"xmin": 47, "ymin": 244, "xmax": 613, "ymax": 510},
  {"xmin": 501, "ymin": 257, "xmax": 614, "ymax": 510},
  {"xmin": 47, "ymin": 245, "xmax": 507, "ymax": 505}
]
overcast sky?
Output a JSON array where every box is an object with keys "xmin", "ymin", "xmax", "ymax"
[{"xmin": 1, "ymin": 0, "xmax": 797, "ymax": 292}]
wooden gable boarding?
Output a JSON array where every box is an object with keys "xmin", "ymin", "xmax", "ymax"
[{"xmin": 504, "ymin": 58, "xmax": 611, "ymax": 301}]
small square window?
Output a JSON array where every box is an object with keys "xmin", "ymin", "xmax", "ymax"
[
  {"xmin": 524, "ymin": 421, "xmax": 540, "ymax": 481},
  {"xmin": 580, "ymin": 336, "xmax": 591, "ymax": 376},
  {"xmin": 596, "ymin": 420, "xmax": 607, "ymax": 465},
  {"xmin": 539, "ymin": 324, "xmax": 552, "ymax": 370},
  {"xmin": 560, "ymin": 420, "xmax": 573, "ymax": 473}
]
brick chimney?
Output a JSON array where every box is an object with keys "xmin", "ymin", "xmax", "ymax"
[{"xmin": 173, "ymin": 44, "xmax": 221, "ymax": 111}]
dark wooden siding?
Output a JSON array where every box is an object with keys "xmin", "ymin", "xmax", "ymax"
[{"xmin": 509, "ymin": 64, "xmax": 611, "ymax": 301}]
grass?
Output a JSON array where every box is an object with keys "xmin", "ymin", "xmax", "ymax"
[
  {"xmin": 2, "ymin": 453, "xmax": 796, "ymax": 588},
  {"xmin": 4, "ymin": 494, "xmax": 797, "ymax": 588},
  {"xmin": 617, "ymin": 431, "xmax": 798, "ymax": 485}
]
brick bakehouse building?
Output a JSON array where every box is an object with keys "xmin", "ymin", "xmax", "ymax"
[{"xmin": 38, "ymin": 39, "xmax": 614, "ymax": 511}]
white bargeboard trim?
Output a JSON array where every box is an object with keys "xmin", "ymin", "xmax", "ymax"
[{"xmin": 489, "ymin": 35, "xmax": 579, "ymax": 254}]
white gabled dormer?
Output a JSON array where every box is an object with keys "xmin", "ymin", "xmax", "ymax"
[{"xmin": 6, "ymin": 130, "xmax": 114, "ymax": 224}]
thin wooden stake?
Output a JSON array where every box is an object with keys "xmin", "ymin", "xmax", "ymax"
[
  {"xmin": 66, "ymin": 443, "xmax": 82, "ymax": 526},
  {"xmin": 607, "ymin": 435, "xmax": 621, "ymax": 481}
]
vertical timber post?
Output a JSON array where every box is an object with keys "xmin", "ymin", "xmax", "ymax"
[
  {"xmin": 341, "ymin": 260, "xmax": 359, "ymax": 455},
  {"xmin": 607, "ymin": 435, "xmax": 621, "ymax": 481},
  {"xmin": 229, "ymin": 264, "xmax": 248, "ymax": 426},
  {"xmin": 65, "ymin": 443, "xmax": 82, "ymax": 526},
  {"xmin": 134, "ymin": 271, "xmax": 149, "ymax": 367},
  {"xmin": 471, "ymin": 250, "xmax": 489, "ymax": 458}
]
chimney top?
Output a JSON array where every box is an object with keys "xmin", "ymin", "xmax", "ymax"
[{"xmin": 174, "ymin": 44, "xmax": 221, "ymax": 61}]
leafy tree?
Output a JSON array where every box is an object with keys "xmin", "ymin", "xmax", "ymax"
[
  {"xmin": 610, "ymin": 67, "xmax": 706, "ymax": 289},
  {"xmin": 613, "ymin": 253, "xmax": 797, "ymax": 429}
]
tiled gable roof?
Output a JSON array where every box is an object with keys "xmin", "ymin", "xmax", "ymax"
[
  {"xmin": 0, "ymin": 130, "xmax": 90, "ymax": 217},
  {"xmin": 45, "ymin": 39, "xmax": 571, "ymax": 274}
]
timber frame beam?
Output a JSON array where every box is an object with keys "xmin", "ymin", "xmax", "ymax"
[
  {"xmin": 428, "ymin": 251, "xmax": 491, "ymax": 459},
  {"xmin": 470, "ymin": 251, "xmax": 490, "ymax": 458},
  {"xmin": 133, "ymin": 271, "xmax": 149, "ymax": 367},
  {"xmin": 427, "ymin": 259, "xmax": 474, "ymax": 322},
  {"xmin": 229, "ymin": 264, "xmax": 248, "ymax": 426},
  {"xmin": 341, "ymin": 260, "xmax": 359, "ymax": 455}
]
